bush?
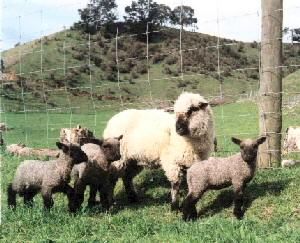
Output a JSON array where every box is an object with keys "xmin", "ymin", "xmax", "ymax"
[
  {"xmin": 134, "ymin": 62, "xmax": 148, "ymax": 74},
  {"xmin": 130, "ymin": 71, "xmax": 139, "ymax": 80},
  {"xmin": 165, "ymin": 55, "xmax": 178, "ymax": 65},
  {"xmin": 152, "ymin": 53, "xmax": 165, "ymax": 64}
]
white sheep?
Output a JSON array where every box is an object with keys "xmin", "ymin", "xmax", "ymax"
[{"xmin": 103, "ymin": 92, "xmax": 215, "ymax": 210}]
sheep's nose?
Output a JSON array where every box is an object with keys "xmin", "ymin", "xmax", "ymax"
[{"xmin": 176, "ymin": 120, "xmax": 189, "ymax": 136}]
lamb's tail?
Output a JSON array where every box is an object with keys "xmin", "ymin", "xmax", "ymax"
[{"xmin": 7, "ymin": 183, "xmax": 17, "ymax": 209}]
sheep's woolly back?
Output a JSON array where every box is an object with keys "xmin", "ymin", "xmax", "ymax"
[
  {"xmin": 6, "ymin": 144, "xmax": 59, "ymax": 158},
  {"xmin": 103, "ymin": 107, "xmax": 215, "ymax": 180},
  {"xmin": 174, "ymin": 92, "xmax": 208, "ymax": 113},
  {"xmin": 103, "ymin": 109, "xmax": 173, "ymax": 139}
]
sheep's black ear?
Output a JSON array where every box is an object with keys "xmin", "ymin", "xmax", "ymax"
[
  {"xmin": 117, "ymin": 135, "xmax": 123, "ymax": 141},
  {"xmin": 231, "ymin": 137, "xmax": 242, "ymax": 145},
  {"xmin": 199, "ymin": 102, "xmax": 209, "ymax": 110},
  {"xmin": 256, "ymin": 136, "xmax": 267, "ymax": 145},
  {"xmin": 56, "ymin": 142, "xmax": 69, "ymax": 153}
]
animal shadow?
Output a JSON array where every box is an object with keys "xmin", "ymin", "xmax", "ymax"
[{"xmin": 197, "ymin": 178, "xmax": 291, "ymax": 218}]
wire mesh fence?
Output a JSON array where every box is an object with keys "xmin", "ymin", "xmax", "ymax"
[{"xmin": 1, "ymin": 0, "xmax": 300, "ymax": 167}]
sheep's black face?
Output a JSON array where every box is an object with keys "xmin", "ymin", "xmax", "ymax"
[
  {"xmin": 176, "ymin": 114, "xmax": 190, "ymax": 136},
  {"xmin": 102, "ymin": 136, "xmax": 123, "ymax": 162}
]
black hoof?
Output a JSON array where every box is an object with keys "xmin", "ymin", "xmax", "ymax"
[
  {"xmin": 128, "ymin": 193, "xmax": 139, "ymax": 203},
  {"xmin": 234, "ymin": 210, "xmax": 244, "ymax": 220},
  {"xmin": 87, "ymin": 200, "xmax": 100, "ymax": 208},
  {"xmin": 182, "ymin": 212, "xmax": 197, "ymax": 221},
  {"xmin": 171, "ymin": 202, "xmax": 180, "ymax": 211}
]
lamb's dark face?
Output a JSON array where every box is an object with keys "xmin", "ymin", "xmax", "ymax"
[
  {"xmin": 101, "ymin": 135, "xmax": 123, "ymax": 162},
  {"xmin": 175, "ymin": 103, "xmax": 209, "ymax": 137},
  {"xmin": 232, "ymin": 137, "xmax": 267, "ymax": 163},
  {"xmin": 56, "ymin": 142, "xmax": 88, "ymax": 164}
]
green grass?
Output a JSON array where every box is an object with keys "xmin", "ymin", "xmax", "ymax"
[{"xmin": 1, "ymin": 101, "xmax": 300, "ymax": 242}]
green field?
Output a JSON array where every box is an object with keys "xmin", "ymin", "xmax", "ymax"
[{"xmin": 1, "ymin": 101, "xmax": 300, "ymax": 242}]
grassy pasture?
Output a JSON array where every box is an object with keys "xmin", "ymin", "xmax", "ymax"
[{"xmin": 1, "ymin": 101, "xmax": 300, "ymax": 242}]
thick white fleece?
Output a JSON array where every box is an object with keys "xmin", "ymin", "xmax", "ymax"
[{"xmin": 103, "ymin": 93, "xmax": 214, "ymax": 182}]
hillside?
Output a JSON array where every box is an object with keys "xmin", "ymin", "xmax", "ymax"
[{"xmin": 1, "ymin": 27, "xmax": 300, "ymax": 112}]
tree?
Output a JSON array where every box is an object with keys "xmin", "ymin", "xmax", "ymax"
[
  {"xmin": 170, "ymin": 6, "xmax": 197, "ymax": 29},
  {"xmin": 124, "ymin": 0, "xmax": 171, "ymax": 26},
  {"xmin": 291, "ymin": 28, "xmax": 300, "ymax": 42},
  {"xmin": 0, "ymin": 59, "xmax": 4, "ymax": 73},
  {"xmin": 77, "ymin": 0, "xmax": 117, "ymax": 34},
  {"xmin": 154, "ymin": 4, "xmax": 172, "ymax": 26}
]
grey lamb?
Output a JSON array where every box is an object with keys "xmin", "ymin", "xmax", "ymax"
[
  {"xmin": 7, "ymin": 142, "xmax": 88, "ymax": 210},
  {"xmin": 71, "ymin": 135, "xmax": 123, "ymax": 212},
  {"xmin": 182, "ymin": 136, "xmax": 266, "ymax": 221}
]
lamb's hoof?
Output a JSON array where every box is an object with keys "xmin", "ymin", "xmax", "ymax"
[
  {"xmin": 182, "ymin": 212, "xmax": 197, "ymax": 221},
  {"xmin": 171, "ymin": 202, "xmax": 180, "ymax": 211},
  {"xmin": 87, "ymin": 200, "xmax": 100, "ymax": 208},
  {"xmin": 234, "ymin": 210, "xmax": 244, "ymax": 220},
  {"xmin": 128, "ymin": 193, "xmax": 139, "ymax": 203}
]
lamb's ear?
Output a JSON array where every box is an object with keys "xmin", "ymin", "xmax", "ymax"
[
  {"xmin": 56, "ymin": 142, "xmax": 69, "ymax": 153},
  {"xmin": 117, "ymin": 135, "xmax": 123, "ymax": 141},
  {"xmin": 231, "ymin": 137, "xmax": 242, "ymax": 145},
  {"xmin": 256, "ymin": 136, "xmax": 267, "ymax": 145},
  {"xmin": 89, "ymin": 138, "xmax": 103, "ymax": 146},
  {"xmin": 199, "ymin": 102, "xmax": 209, "ymax": 110}
]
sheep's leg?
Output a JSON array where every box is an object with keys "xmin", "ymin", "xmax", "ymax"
[
  {"xmin": 162, "ymin": 163, "xmax": 183, "ymax": 211},
  {"xmin": 7, "ymin": 183, "xmax": 17, "ymax": 209},
  {"xmin": 87, "ymin": 185, "xmax": 98, "ymax": 207},
  {"xmin": 41, "ymin": 187, "xmax": 54, "ymax": 210},
  {"xmin": 23, "ymin": 190, "xmax": 36, "ymax": 207},
  {"xmin": 122, "ymin": 160, "xmax": 142, "ymax": 203},
  {"xmin": 233, "ymin": 183, "xmax": 245, "ymax": 219},
  {"xmin": 182, "ymin": 191, "xmax": 202, "ymax": 221}
]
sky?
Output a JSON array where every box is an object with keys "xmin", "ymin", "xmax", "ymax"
[{"xmin": 1, "ymin": 0, "xmax": 299, "ymax": 51}]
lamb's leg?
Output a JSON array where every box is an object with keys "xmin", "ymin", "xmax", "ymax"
[
  {"xmin": 99, "ymin": 182, "xmax": 113, "ymax": 211},
  {"xmin": 72, "ymin": 179, "xmax": 87, "ymax": 212},
  {"xmin": 122, "ymin": 160, "xmax": 142, "ymax": 203},
  {"xmin": 41, "ymin": 187, "xmax": 54, "ymax": 210},
  {"xmin": 233, "ymin": 183, "xmax": 245, "ymax": 219},
  {"xmin": 7, "ymin": 183, "xmax": 17, "ymax": 209},
  {"xmin": 182, "ymin": 191, "xmax": 203, "ymax": 221},
  {"xmin": 87, "ymin": 185, "xmax": 98, "ymax": 207},
  {"xmin": 58, "ymin": 184, "xmax": 76, "ymax": 212},
  {"xmin": 23, "ymin": 190, "xmax": 36, "ymax": 207}
]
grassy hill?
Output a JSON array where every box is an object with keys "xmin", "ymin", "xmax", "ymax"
[{"xmin": 2, "ymin": 27, "xmax": 299, "ymax": 112}]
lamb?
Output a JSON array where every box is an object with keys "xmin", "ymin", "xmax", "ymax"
[
  {"xmin": 6, "ymin": 143, "xmax": 59, "ymax": 158},
  {"xmin": 7, "ymin": 142, "xmax": 88, "ymax": 210},
  {"xmin": 103, "ymin": 92, "xmax": 215, "ymax": 210},
  {"xmin": 60, "ymin": 124, "xmax": 94, "ymax": 145},
  {"xmin": 71, "ymin": 135, "xmax": 123, "ymax": 212},
  {"xmin": 181, "ymin": 136, "xmax": 267, "ymax": 221}
]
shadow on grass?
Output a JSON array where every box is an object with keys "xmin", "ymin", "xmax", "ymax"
[{"xmin": 197, "ymin": 178, "xmax": 291, "ymax": 218}]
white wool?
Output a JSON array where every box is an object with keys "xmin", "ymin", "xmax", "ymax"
[
  {"xmin": 103, "ymin": 93, "xmax": 214, "ymax": 183},
  {"xmin": 174, "ymin": 92, "xmax": 208, "ymax": 113}
]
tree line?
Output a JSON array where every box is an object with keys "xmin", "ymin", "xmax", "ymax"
[{"xmin": 74, "ymin": 0, "xmax": 197, "ymax": 36}]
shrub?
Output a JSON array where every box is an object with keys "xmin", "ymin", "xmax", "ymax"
[
  {"xmin": 152, "ymin": 53, "xmax": 165, "ymax": 64},
  {"xmin": 165, "ymin": 55, "xmax": 178, "ymax": 65}
]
